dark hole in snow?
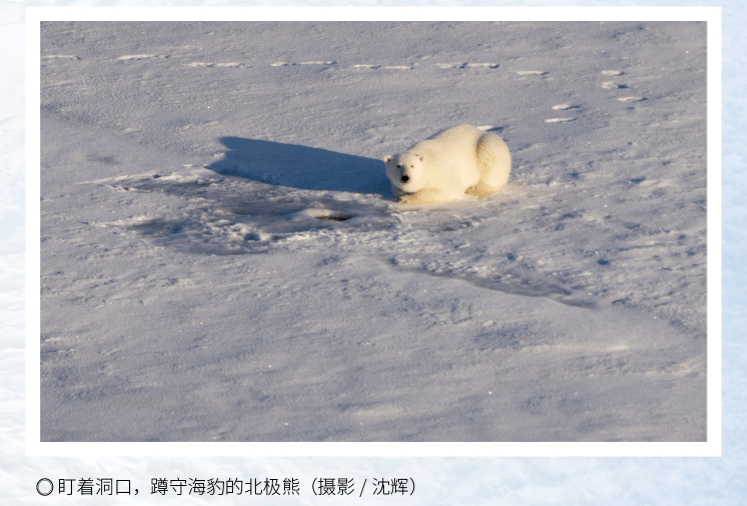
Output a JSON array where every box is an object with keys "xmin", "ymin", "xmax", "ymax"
[{"xmin": 316, "ymin": 214, "xmax": 352, "ymax": 222}]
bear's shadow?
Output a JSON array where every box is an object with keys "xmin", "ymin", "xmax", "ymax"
[{"xmin": 209, "ymin": 137, "xmax": 392, "ymax": 197}]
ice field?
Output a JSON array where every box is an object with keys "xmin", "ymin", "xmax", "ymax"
[{"xmin": 37, "ymin": 20, "xmax": 709, "ymax": 442}]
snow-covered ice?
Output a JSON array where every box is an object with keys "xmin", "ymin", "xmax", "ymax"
[{"xmin": 39, "ymin": 20, "xmax": 707, "ymax": 442}]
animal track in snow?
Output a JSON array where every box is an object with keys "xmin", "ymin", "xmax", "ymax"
[
  {"xmin": 546, "ymin": 104, "xmax": 580, "ymax": 123},
  {"xmin": 186, "ymin": 61, "xmax": 247, "ymax": 68},
  {"xmin": 183, "ymin": 60, "xmax": 507, "ymax": 72},
  {"xmin": 599, "ymin": 71, "xmax": 647, "ymax": 103},
  {"xmin": 436, "ymin": 62, "xmax": 499, "ymax": 69},
  {"xmin": 352, "ymin": 64, "xmax": 413, "ymax": 70},
  {"xmin": 551, "ymin": 103, "xmax": 579, "ymax": 111},
  {"xmin": 118, "ymin": 54, "xmax": 160, "ymax": 60},
  {"xmin": 271, "ymin": 61, "xmax": 336, "ymax": 66},
  {"xmin": 42, "ymin": 54, "xmax": 81, "ymax": 60},
  {"xmin": 261, "ymin": 61, "xmax": 505, "ymax": 71},
  {"xmin": 544, "ymin": 117, "xmax": 576, "ymax": 123},
  {"xmin": 601, "ymin": 81, "xmax": 627, "ymax": 89}
]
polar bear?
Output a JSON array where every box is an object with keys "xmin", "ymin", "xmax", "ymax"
[{"xmin": 383, "ymin": 124, "xmax": 511, "ymax": 205}]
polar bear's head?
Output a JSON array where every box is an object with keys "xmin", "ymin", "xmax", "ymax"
[{"xmin": 383, "ymin": 152, "xmax": 427, "ymax": 192}]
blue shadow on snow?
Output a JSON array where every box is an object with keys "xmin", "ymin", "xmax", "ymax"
[{"xmin": 209, "ymin": 137, "xmax": 392, "ymax": 197}]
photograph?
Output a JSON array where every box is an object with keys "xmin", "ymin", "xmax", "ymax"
[{"xmin": 38, "ymin": 18, "xmax": 708, "ymax": 444}]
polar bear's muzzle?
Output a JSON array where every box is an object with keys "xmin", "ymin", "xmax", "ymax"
[{"xmin": 400, "ymin": 175, "xmax": 410, "ymax": 183}]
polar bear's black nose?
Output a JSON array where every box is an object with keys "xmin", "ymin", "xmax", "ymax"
[{"xmin": 401, "ymin": 175, "xmax": 409, "ymax": 183}]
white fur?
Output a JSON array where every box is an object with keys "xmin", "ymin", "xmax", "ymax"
[{"xmin": 383, "ymin": 124, "xmax": 511, "ymax": 205}]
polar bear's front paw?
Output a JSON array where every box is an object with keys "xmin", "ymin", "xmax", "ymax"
[
  {"xmin": 397, "ymin": 193, "xmax": 421, "ymax": 205},
  {"xmin": 397, "ymin": 189, "xmax": 452, "ymax": 205}
]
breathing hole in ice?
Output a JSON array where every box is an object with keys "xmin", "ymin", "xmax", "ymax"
[{"xmin": 316, "ymin": 214, "xmax": 352, "ymax": 222}]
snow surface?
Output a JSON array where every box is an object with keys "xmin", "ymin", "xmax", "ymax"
[{"xmin": 39, "ymin": 20, "xmax": 708, "ymax": 443}]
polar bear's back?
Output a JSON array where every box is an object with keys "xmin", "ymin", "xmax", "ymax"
[
  {"xmin": 410, "ymin": 124, "xmax": 485, "ymax": 187},
  {"xmin": 416, "ymin": 124, "xmax": 485, "ymax": 158}
]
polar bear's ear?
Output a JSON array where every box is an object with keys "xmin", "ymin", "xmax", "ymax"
[{"xmin": 383, "ymin": 155, "xmax": 392, "ymax": 163}]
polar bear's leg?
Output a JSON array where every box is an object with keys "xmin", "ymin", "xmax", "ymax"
[
  {"xmin": 476, "ymin": 133, "xmax": 511, "ymax": 190},
  {"xmin": 398, "ymin": 188, "xmax": 454, "ymax": 205},
  {"xmin": 465, "ymin": 181, "xmax": 499, "ymax": 198}
]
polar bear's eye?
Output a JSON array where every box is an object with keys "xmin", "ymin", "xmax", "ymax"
[{"xmin": 397, "ymin": 164, "xmax": 402, "ymax": 168}]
